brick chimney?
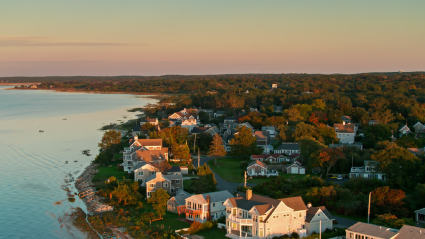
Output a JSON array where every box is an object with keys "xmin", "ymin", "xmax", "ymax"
[
  {"xmin": 246, "ymin": 189, "xmax": 253, "ymax": 200},
  {"xmin": 134, "ymin": 135, "xmax": 138, "ymax": 142}
]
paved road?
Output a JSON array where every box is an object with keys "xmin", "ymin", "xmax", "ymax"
[
  {"xmin": 191, "ymin": 154, "xmax": 241, "ymax": 194},
  {"xmin": 333, "ymin": 215, "xmax": 357, "ymax": 228}
]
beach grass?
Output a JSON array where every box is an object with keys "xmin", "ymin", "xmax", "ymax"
[{"xmin": 92, "ymin": 166, "xmax": 128, "ymax": 183}]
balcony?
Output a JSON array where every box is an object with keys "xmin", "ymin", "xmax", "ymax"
[{"xmin": 228, "ymin": 216, "xmax": 253, "ymax": 225}]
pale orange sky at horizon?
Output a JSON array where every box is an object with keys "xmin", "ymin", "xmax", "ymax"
[{"xmin": 1, "ymin": 0, "xmax": 424, "ymax": 76}]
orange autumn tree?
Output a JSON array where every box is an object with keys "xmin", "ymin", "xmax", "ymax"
[{"xmin": 316, "ymin": 148, "xmax": 345, "ymax": 178}]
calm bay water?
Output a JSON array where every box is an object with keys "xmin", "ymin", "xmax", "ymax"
[{"xmin": 0, "ymin": 87, "xmax": 156, "ymax": 239}]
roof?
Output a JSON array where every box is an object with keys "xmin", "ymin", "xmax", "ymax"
[
  {"xmin": 248, "ymin": 160, "xmax": 268, "ymax": 169},
  {"xmin": 346, "ymin": 222, "xmax": 398, "ymax": 239},
  {"xmin": 275, "ymin": 143, "xmax": 300, "ymax": 151},
  {"xmin": 169, "ymin": 190, "xmax": 192, "ymax": 206},
  {"xmin": 136, "ymin": 148, "xmax": 168, "ymax": 163},
  {"xmin": 334, "ymin": 123, "xmax": 356, "ymax": 133},
  {"xmin": 415, "ymin": 208, "xmax": 425, "ymax": 214},
  {"xmin": 305, "ymin": 206, "xmax": 333, "ymax": 222},
  {"xmin": 254, "ymin": 131, "xmax": 267, "ymax": 139},
  {"xmin": 399, "ymin": 125, "xmax": 411, "ymax": 132},
  {"xmin": 135, "ymin": 138, "xmax": 163, "ymax": 147},
  {"xmin": 187, "ymin": 190, "xmax": 233, "ymax": 204},
  {"xmin": 279, "ymin": 196, "xmax": 307, "ymax": 211},
  {"xmin": 395, "ymin": 225, "xmax": 425, "ymax": 239}
]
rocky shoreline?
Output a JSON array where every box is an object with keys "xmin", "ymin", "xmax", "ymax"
[{"xmin": 75, "ymin": 163, "xmax": 113, "ymax": 215}]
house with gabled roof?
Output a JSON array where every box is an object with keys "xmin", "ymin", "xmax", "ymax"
[
  {"xmin": 286, "ymin": 161, "xmax": 305, "ymax": 175},
  {"xmin": 145, "ymin": 172, "xmax": 183, "ymax": 198},
  {"xmin": 399, "ymin": 124, "xmax": 411, "ymax": 136},
  {"xmin": 167, "ymin": 190, "xmax": 192, "ymax": 214},
  {"xmin": 305, "ymin": 204, "xmax": 333, "ymax": 235},
  {"xmin": 247, "ymin": 160, "xmax": 278, "ymax": 177},
  {"xmin": 122, "ymin": 136, "xmax": 169, "ymax": 173},
  {"xmin": 224, "ymin": 189, "xmax": 308, "ymax": 238},
  {"xmin": 185, "ymin": 190, "xmax": 234, "ymax": 222},
  {"xmin": 134, "ymin": 162, "xmax": 159, "ymax": 186}
]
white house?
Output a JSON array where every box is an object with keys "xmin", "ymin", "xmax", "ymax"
[
  {"xmin": 247, "ymin": 160, "xmax": 278, "ymax": 177},
  {"xmin": 224, "ymin": 190, "xmax": 308, "ymax": 238},
  {"xmin": 134, "ymin": 163, "xmax": 159, "ymax": 186},
  {"xmin": 334, "ymin": 122, "xmax": 357, "ymax": 144},
  {"xmin": 261, "ymin": 126, "xmax": 277, "ymax": 139},
  {"xmin": 122, "ymin": 137, "xmax": 169, "ymax": 173},
  {"xmin": 349, "ymin": 160, "xmax": 386, "ymax": 181},
  {"xmin": 181, "ymin": 117, "xmax": 198, "ymax": 132},
  {"xmin": 273, "ymin": 143, "xmax": 300, "ymax": 155},
  {"xmin": 305, "ymin": 204, "xmax": 333, "ymax": 235},
  {"xmin": 167, "ymin": 190, "xmax": 192, "ymax": 214},
  {"xmin": 185, "ymin": 190, "xmax": 234, "ymax": 222},
  {"xmin": 286, "ymin": 161, "xmax": 305, "ymax": 175},
  {"xmin": 145, "ymin": 172, "xmax": 183, "ymax": 198},
  {"xmin": 415, "ymin": 208, "xmax": 425, "ymax": 227},
  {"xmin": 399, "ymin": 124, "xmax": 411, "ymax": 136}
]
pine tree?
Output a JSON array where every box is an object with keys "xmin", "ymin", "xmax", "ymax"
[{"xmin": 208, "ymin": 134, "xmax": 226, "ymax": 164}]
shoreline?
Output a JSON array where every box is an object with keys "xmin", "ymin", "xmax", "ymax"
[
  {"xmin": 74, "ymin": 163, "xmax": 113, "ymax": 215},
  {"xmin": 6, "ymin": 86, "xmax": 171, "ymax": 99}
]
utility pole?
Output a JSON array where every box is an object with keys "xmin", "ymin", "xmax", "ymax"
[
  {"xmin": 193, "ymin": 133, "xmax": 197, "ymax": 152},
  {"xmin": 368, "ymin": 191, "xmax": 372, "ymax": 223},
  {"xmin": 198, "ymin": 148, "xmax": 200, "ymax": 168},
  {"xmin": 244, "ymin": 171, "xmax": 247, "ymax": 188}
]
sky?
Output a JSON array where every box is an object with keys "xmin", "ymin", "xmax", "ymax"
[{"xmin": 0, "ymin": 0, "xmax": 424, "ymax": 76}]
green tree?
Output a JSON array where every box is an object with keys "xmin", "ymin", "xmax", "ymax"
[
  {"xmin": 208, "ymin": 134, "xmax": 226, "ymax": 163},
  {"xmin": 371, "ymin": 141, "xmax": 420, "ymax": 189},
  {"xmin": 148, "ymin": 189, "xmax": 170, "ymax": 219},
  {"xmin": 98, "ymin": 130, "xmax": 121, "ymax": 150},
  {"xmin": 229, "ymin": 126, "xmax": 260, "ymax": 159}
]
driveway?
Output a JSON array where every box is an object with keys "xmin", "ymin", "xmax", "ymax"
[{"xmin": 333, "ymin": 215, "xmax": 357, "ymax": 228}]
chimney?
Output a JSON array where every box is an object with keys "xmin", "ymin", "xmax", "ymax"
[
  {"xmin": 134, "ymin": 135, "xmax": 138, "ymax": 142},
  {"xmin": 246, "ymin": 189, "xmax": 253, "ymax": 200},
  {"xmin": 206, "ymin": 195, "xmax": 211, "ymax": 220},
  {"xmin": 307, "ymin": 202, "xmax": 312, "ymax": 208},
  {"xmin": 156, "ymin": 172, "xmax": 162, "ymax": 177}
]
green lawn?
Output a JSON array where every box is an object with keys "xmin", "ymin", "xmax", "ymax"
[
  {"xmin": 196, "ymin": 227, "xmax": 227, "ymax": 239},
  {"xmin": 208, "ymin": 157, "xmax": 243, "ymax": 183},
  {"xmin": 92, "ymin": 166, "xmax": 128, "ymax": 183},
  {"xmin": 153, "ymin": 212, "xmax": 190, "ymax": 231}
]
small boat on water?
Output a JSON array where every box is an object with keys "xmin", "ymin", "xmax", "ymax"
[
  {"xmin": 82, "ymin": 149, "xmax": 91, "ymax": 156},
  {"xmin": 38, "ymin": 130, "xmax": 45, "ymax": 133}
]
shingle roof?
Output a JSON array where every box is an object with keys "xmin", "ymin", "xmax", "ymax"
[
  {"xmin": 395, "ymin": 225, "xmax": 425, "ymax": 239},
  {"xmin": 279, "ymin": 196, "xmax": 307, "ymax": 211},
  {"xmin": 415, "ymin": 208, "xmax": 425, "ymax": 214},
  {"xmin": 305, "ymin": 206, "xmax": 333, "ymax": 222},
  {"xmin": 170, "ymin": 190, "xmax": 192, "ymax": 206},
  {"xmin": 347, "ymin": 222, "xmax": 398, "ymax": 239},
  {"xmin": 334, "ymin": 123, "xmax": 355, "ymax": 133},
  {"xmin": 187, "ymin": 190, "xmax": 233, "ymax": 204},
  {"xmin": 136, "ymin": 148, "xmax": 168, "ymax": 163},
  {"xmin": 248, "ymin": 160, "xmax": 267, "ymax": 169},
  {"xmin": 135, "ymin": 138, "xmax": 163, "ymax": 147}
]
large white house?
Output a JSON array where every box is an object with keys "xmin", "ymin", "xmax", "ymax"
[
  {"xmin": 349, "ymin": 160, "xmax": 386, "ymax": 181},
  {"xmin": 305, "ymin": 205, "xmax": 333, "ymax": 235},
  {"xmin": 122, "ymin": 137, "xmax": 168, "ymax": 173},
  {"xmin": 145, "ymin": 172, "xmax": 183, "ymax": 198},
  {"xmin": 334, "ymin": 121, "xmax": 358, "ymax": 144},
  {"xmin": 185, "ymin": 190, "xmax": 234, "ymax": 222},
  {"xmin": 224, "ymin": 190, "xmax": 309, "ymax": 238}
]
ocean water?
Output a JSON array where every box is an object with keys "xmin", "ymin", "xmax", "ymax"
[{"xmin": 0, "ymin": 86, "xmax": 156, "ymax": 239}]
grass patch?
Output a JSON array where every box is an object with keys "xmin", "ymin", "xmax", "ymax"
[
  {"xmin": 196, "ymin": 227, "xmax": 226, "ymax": 239},
  {"xmin": 208, "ymin": 157, "xmax": 243, "ymax": 183},
  {"xmin": 93, "ymin": 166, "xmax": 128, "ymax": 183},
  {"xmin": 153, "ymin": 212, "xmax": 190, "ymax": 231}
]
